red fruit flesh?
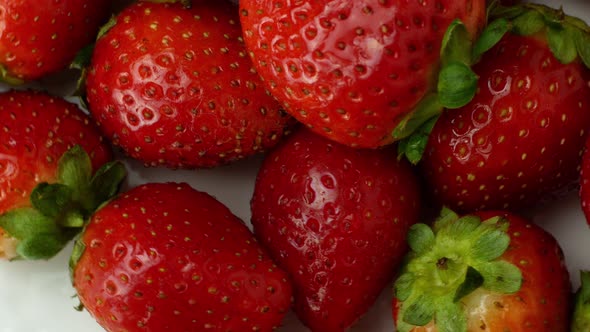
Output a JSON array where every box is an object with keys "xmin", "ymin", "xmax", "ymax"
[
  {"xmin": 0, "ymin": 90, "xmax": 112, "ymax": 214},
  {"xmin": 421, "ymin": 33, "xmax": 590, "ymax": 212},
  {"xmin": 240, "ymin": 0, "xmax": 486, "ymax": 148},
  {"xmin": 251, "ymin": 128, "xmax": 421, "ymax": 331},
  {"xmin": 0, "ymin": 0, "xmax": 111, "ymax": 81},
  {"xmin": 86, "ymin": 1, "xmax": 292, "ymax": 168},
  {"xmin": 73, "ymin": 183, "xmax": 293, "ymax": 332}
]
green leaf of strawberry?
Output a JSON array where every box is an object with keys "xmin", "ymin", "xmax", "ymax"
[
  {"xmin": 31, "ymin": 183, "xmax": 74, "ymax": 219},
  {"xmin": 394, "ymin": 211, "xmax": 523, "ymax": 329},
  {"xmin": 393, "ymin": 210, "xmax": 571, "ymax": 331},
  {"xmin": 437, "ymin": 62, "xmax": 479, "ymax": 108},
  {"xmin": 2, "ymin": 146, "xmax": 125, "ymax": 260},
  {"xmin": 0, "ymin": 90, "xmax": 120, "ymax": 260}
]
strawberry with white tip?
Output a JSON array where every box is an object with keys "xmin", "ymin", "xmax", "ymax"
[{"xmin": 393, "ymin": 209, "xmax": 571, "ymax": 332}]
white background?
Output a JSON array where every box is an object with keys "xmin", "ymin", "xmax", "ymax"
[{"xmin": 0, "ymin": 0, "xmax": 589, "ymax": 331}]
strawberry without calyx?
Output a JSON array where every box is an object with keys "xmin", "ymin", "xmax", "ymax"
[
  {"xmin": 71, "ymin": 182, "xmax": 293, "ymax": 332},
  {"xmin": 251, "ymin": 128, "xmax": 421, "ymax": 331},
  {"xmin": 393, "ymin": 209, "xmax": 571, "ymax": 332},
  {"xmin": 239, "ymin": 0, "xmax": 486, "ymax": 148},
  {"xmin": 0, "ymin": 0, "xmax": 112, "ymax": 83},
  {"xmin": 0, "ymin": 90, "xmax": 124, "ymax": 260},
  {"xmin": 419, "ymin": 4, "xmax": 590, "ymax": 212},
  {"xmin": 86, "ymin": 1, "xmax": 293, "ymax": 169}
]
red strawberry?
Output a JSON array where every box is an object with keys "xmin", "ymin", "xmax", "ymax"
[
  {"xmin": 579, "ymin": 136, "xmax": 590, "ymax": 226},
  {"xmin": 239, "ymin": 0, "xmax": 486, "ymax": 148},
  {"xmin": 250, "ymin": 128, "xmax": 421, "ymax": 331},
  {"xmin": 0, "ymin": 0, "xmax": 112, "ymax": 82},
  {"xmin": 85, "ymin": 1, "xmax": 293, "ymax": 169},
  {"xmin": 420, "ymin": 5, "xmax": 590, "ymax": 212},
  {"xmin": 71, "ymin": 182, "xmax": 293, "ymax": 332},
  {"xmin": 393, "ymin": 209, "xmax": 571, "ymax": 332},
  {"xmin": 0, "ymin": 90, "xmax": 122, "ymax": 260}
]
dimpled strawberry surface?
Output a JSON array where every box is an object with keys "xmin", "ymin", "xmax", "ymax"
[{"xmin": 0, "ymin": 1, "xmax": 589, "ymax": 332}]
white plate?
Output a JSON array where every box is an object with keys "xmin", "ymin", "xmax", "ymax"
[{"xmin": 0, "ymin": 1, "xmax": 589, "ymax": 331}]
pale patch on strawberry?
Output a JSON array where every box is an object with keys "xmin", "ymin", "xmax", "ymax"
[{"xmin": 0, "ymin": 230, "xmax": 18, "ymax": 260}]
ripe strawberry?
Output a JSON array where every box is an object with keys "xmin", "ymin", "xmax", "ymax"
[
  {"xmin": 393, "ymin": 209, "xmax": 571, "ymax": 332},
  {"xmin": 85, "ymin": 1, "xmax": 293, "ymax": 169},
  {"xmin": 71, "ymin": 182, "xmax": 293, "ymax": 332},
  {"xmin": 579, "ymin": 136, "xmax": 590, "ymax": 226},
  {"xmin": 0, "ymin": 0, "xmax": 112, "ymax": 82},
  {"xmin": 250, "ymin": 128, "xmax": 421, "ymax": 331},
  {"xmin": 239, "ymin": 0, "xmax": 486, "ymax": 148},
  {"xmin": 420, "ymin": 5, "xmax": 590, "ymax": 212},
  {"xmin": 0, "ymin": 90, "xmax": 122, "ymax": 260}
]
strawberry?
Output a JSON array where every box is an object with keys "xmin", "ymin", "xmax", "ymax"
[
  {"xmin": 393, "ymin": 209, "xmax": 571, "ymax": 332},
  {"xmin": 0, "ymin": 90, "xmax": 123, "ymax": 260},
  {"xmin": 239, "ymin": 0, "xmax": 486, "ymax": 148},
  {"xmin": 0, "ymin": 0, "xmax": 112, "ymax": 83},
  {"xmin": 579, "ymin": 135, "xmax": 590, "ymax": 226},
  {"xmin": 85, "ymin": 1, "xmax": 293, "ymax": 169},
  {"xmin": 418, "ymin": 4, "xmax": 590, "ymax": 212},
  {"xmin": 250, "ymin": 128, "xmax": 421, "ymax": 331},
  {"xmin": 71, "ymin": 182, "xmax": 293, "ymax": 332}
]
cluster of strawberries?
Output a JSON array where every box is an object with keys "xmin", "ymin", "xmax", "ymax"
[{"xmin": 0, "ymin": 0, "xmax": 589, "ymax": 331}]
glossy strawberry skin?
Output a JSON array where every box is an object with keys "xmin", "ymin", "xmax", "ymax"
[
  {"xmin": 580, "ymin": 136, "xmax": 590, "ymax": 226},
  {"xmin": 240, "ymin": 0, "xmax": 486, "ymax": 148},
  {"xmin": 393, "ymin": 211, "xmax": 571, "ymax": 331},
  {"xmin": 421, "ymin": 33, "xmax": 590, "ymax": 212},
  {"xmin": 0, "ymin": 90, "xmax": 112, "ymax": 215},
  {"xmin": 72, "ymin": 182, "xmax": 293, "ymax": 332},
  {"xmin": 251, "ymin": 128, "xmax": 421, "ymax": 331},
  {"xmin": 0, "ymin": 0, "xmax": 111, "ymax": 81},
  {"xmin": 86, "ymin": 1, "xmax": 292, "ymax": 169}
]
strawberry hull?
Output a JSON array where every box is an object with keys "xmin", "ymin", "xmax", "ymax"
[{"xmin": 393, "ymin": 210, "xmax": 571, "ymax": 331}]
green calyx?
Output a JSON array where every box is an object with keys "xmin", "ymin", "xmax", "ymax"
[
  {"xmin": 393, "ymin": 208, "xmax": 523, "ymax": 332},
  {"xmin": 491, "ymin": 3, "xmax": 590, "ymax": 67},
  {"xmin": 0, "ymin": 145, "xmax": 126, "ymax": 260},
  {"xmin": 396, "ymin": 19, "xmax": 481, "ymax": 164},
  {"xmin": 572, "ymin": 271, "xmax": 590, "ymax": 332}
]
